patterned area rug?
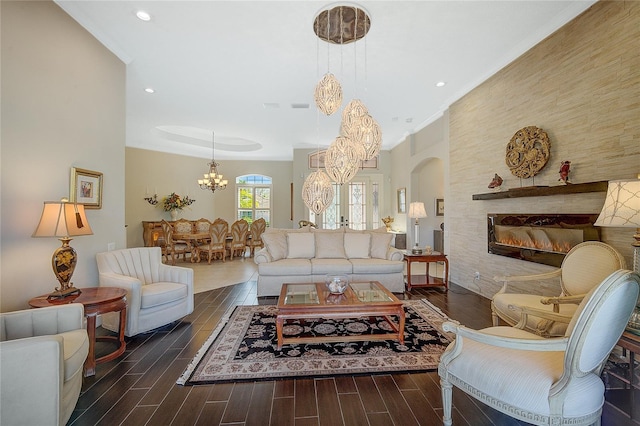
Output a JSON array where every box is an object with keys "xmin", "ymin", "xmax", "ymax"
[{"xmin": 178, "ymin": 300, "xmax": 452, "ymax": 385}]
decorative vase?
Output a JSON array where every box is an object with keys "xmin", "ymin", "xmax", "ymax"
[{"xmin": 170, "ymin": 210, "xmax": 178, "ymax": 221}]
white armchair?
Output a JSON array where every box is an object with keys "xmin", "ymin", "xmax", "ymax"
[
  {"xmin": 492, "ymin": 241, "xmax": 625, "ymax": 336},
  {"xmin": 0, "ymin": 304, "xmax": 89, "ymax": 426},
  {"xmin": 96, "ymin": 247, "xmax": 194, "ymax": 337},
  {"xmin": 439, "ymin": 269, "xmax": 640, "ymax": 426}
]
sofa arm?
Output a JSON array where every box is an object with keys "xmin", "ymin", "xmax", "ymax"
[
  {"xmin": 254, "ymin": 248, "xmax": 272, "ymax": 264},
  {"xmin": 387, "ymin": 248, "xmax": 404, "ymax": 261},
  {"xmin": 0, "ymin": 336, "xmax": 64, "ymax": 426},
  {"xmin": 158, "ymin": 263, "xmax": 194, "ymax": 285},
  {"xmin": 1, "ymin": 304, "xmax": 84, "ymax": 340},
  {"xmin": 98, "ymin": 272, "xmax": 142, "ymax": 311}
]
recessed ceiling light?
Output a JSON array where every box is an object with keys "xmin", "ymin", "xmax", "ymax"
[
  {"xmin": 436, "ymin": 81, "xmax": 446, "ymax": 87},
  {"xmin": 136, "ymin": 10, "xmax": 151, "ymax": 21},
  {"xmin": 144, "ymin": 88, "xmax": 155, "ymax": 94}
]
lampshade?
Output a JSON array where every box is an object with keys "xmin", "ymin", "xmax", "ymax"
[
  {"xmin": 314, "ymin": 73, "xmax": 342, "ymax": 116},
  {"xmin": 32, "ymin": 201, "xmax": 93, "ymax": 238},
  {"xmin": 408, "ymin": 202, "xmax": 427, "ymax": 219},
  {"xmin": 594, "ymin": 179, "xmax": 640, "ymax": 229},
  {"xmin": 33, "ymin": 200, "xmax": 93, "ymax": 297}
]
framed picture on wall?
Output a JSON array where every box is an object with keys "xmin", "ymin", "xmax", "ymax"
[
  {"xmin": 397, "ymin": 188, "xmax": 406, "ymax": 214},
  {"xmin": 436, "ymin": 198, "xmax": 444, "ymax": 216},
  {"xmin": 70, "ymin": 167, "xmax": 103, "ymax": 209}
]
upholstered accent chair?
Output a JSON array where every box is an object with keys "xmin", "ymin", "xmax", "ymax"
[
  {"xmin": 195, "ymin": 219, "xmax": 228, "ymax": 263},
  {"xmin": 227, "ymin": 219, "xmax": 249, "ymax": 259},
  {"xmin": 491, "ymin": 241, "xmax": 625, "ymax": 336},
  {"xmin": 439, "ymin": 269, "xmax": 640, "ymax": 426},
  {"xmin": 0, "ymin": 304, "xmax": 89, "ymax": 426},
  {"xmin": 247, "ymin": 217, "xmax": 266, "ymax": 256},
  {"xmin": 96, "ymin": 247, "xmax": 194, "ymax": 337},
  {"xmin": 161, "ymin": 220, "xmax": 190, "ymax": 265}
]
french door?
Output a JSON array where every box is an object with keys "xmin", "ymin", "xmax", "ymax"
[{"xmin": 309, "ymin": 175, "xmax": 381, "ymax": 230}]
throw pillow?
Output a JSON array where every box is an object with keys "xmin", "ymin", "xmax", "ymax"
[
  {"xmin": 287, "ymin": 233, "xmax": 315, "ymax": 258},
  {"xmin": 370, "ymin": 233, "xmax": 393, "ymax": 259},
  {"xmin": 344, "ymin": 233, "xmax": 371, "ymax": 259},
  {"xmin": 315, "ymin": 232, "xmax": 346, "ymax": 259},
  {"xmin": 261, "ymin": 232, "xmax": 287, "ymax": 261}
]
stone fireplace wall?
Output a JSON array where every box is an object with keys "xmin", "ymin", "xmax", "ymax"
[{"xmin": 447, "ymin": 2, "xmax": 640, "ymax": 298}]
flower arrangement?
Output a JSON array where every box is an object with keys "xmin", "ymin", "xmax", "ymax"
[{"xmin": 161, "ymin": 193, "xmax": 195, "ymax": 212}]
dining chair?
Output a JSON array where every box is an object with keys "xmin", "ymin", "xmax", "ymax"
[
  {"xmin": 160, "ymin": 220, "xmax": 190, "ymax": 264},
  {"xmin": 227, "ymin": 219, "xmax": 249, "ymax": 259},
  {"xmin": 195, "ymin": 219, "xmax": 228, "ymax": 263},
  {"xmin": 491, "ymin": 241, "xmax": 625, "ymax": 336},
  {"xmin": 247, "ymin": 217, "xmax": 266, "ymax": 257},
  {"xmin": 439, "ymin": 269, "xmax": 640, "ymax": 426}
]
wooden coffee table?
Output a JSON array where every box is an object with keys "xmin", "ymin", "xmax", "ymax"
[{"xmin": 276, "ymin": 281, "xmax": 405, "ymax": 350}]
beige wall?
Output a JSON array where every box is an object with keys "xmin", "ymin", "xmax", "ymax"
[
  {"xmin": 126, "ymin": 147, "xmax": 294, "ymax": 247},
  {"xmin": 444, "ymin": 1, "xmax": 639, "ymax": 298},
  {"xmin": 1, "ymin": 1, "xmax": 126, "ymax": 311}
]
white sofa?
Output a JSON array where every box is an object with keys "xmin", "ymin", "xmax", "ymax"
[
  {"xmin": 96, "ymin": 247, "xmax": 194, "ymax": 336},
  {"xmin": 254, "ymin": 227, "xmax": 405, "ymax": 296},
  {"xmin": 0, "ymin": 304, "xmax": 89, "ymax": 426}
]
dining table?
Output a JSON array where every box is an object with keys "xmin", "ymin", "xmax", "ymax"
[{"xmin": 172, "ymin": 232, "xmax": 210, "ymax": 262}]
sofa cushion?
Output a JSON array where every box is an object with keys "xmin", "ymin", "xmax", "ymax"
[
  {"xmin": 344, "ymin": 233, "xmax": 371, "ymax": 258},
  {"xmin": 141, "ymin": 282, "xmax": 188, "ymax": 309},
  {"xmin": 311, "ymin": 258, "xmax": 353, "ymax": 275},
  {"xmin": 315, "ymin": 232, "xmax": 346, "ymax": 259},
  {"xmin": 262, "ymin": 232, "xmax": 287, "ymax": 261},
  {"xmin": 287, "ymin": 233, "xmax": 315, "ymax": 258},
  {"xmin": 370, "ymin": 233, "xmax": 393, "ymax": 259},
  {"xmin": 350, "ymin": 258, "xmax": 404, "ymax": 274},
  {"xmin": 258, "ymin": 258, "xmax": 312, "ymax": 275}
]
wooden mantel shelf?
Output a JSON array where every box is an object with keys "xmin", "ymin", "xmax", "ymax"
[{"xmin": 472, "ymin": 180, "xmax": 608, "ymax": 200}]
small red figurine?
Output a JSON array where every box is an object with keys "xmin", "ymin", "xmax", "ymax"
[
  {"xmin": 558, "ymin": 161, "xmax": 571, "ymax": 184},
  {"xmin": 488, "ymin": 173, "xmax": 503, "ymax": 189}
]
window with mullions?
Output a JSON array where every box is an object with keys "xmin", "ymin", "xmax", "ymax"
[{"xmin": 236, "ymin": 175, "xmax": 272, "ymax": 226}]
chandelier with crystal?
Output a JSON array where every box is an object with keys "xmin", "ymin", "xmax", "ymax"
[
  {"xmin": 198, "ymin": 131, "xmax": 228, "ymax": 193},
  {"xmin": 302, "ymin": 169, "xmax": 335, "ymax": 215},
  {"xmin": 325, "ymin": 135, "xmax": 365, "ymax": 185}
]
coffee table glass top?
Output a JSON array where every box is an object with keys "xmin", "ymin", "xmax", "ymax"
[
  {"xmin": 280, "ymin": 281, "xmax": 396, "ymax": 307},
  {"xmin": 350, "ymin": 282, "xmax": 393, "ymax": 302},
  {"xmin": 283, "ymin": 284, "xmax": 320, "ymax": 305}
]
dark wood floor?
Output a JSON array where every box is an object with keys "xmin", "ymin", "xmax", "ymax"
[{"xmin": 69, "ymin": 281, "xmax": 639, "ymax": 426}]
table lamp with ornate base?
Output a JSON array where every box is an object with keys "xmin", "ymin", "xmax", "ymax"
[{"xmin": 32, "ymin": 199, "xmax": 93, "ymax": 299}]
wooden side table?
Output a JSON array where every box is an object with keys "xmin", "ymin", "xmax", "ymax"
[
  {"xmin": 403, "ymin": 251, "xmax": 449, "ymax": 291},
  {"xmin": 29, "ymin": 287, "xmax": 127, "ymax": 377},
  {"xmin": 605, "ymin": 331, "xmax": 640, "ymax": 421}
]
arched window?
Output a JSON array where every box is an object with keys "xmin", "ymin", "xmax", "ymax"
[{"xmin": 236, "ymin": 174, "xmax": 272, "ymax": 226}]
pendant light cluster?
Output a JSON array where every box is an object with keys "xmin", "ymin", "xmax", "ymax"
[{"xmin": 303, "ymin": 4, "xmax": 382, "ymax": 215}]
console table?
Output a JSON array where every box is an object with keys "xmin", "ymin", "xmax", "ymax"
[{"xmin": 403, "ymin": 251, "xmax": 449, "ymax": 291}]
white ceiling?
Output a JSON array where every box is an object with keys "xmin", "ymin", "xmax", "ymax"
[{"xmin": 56, "ymin": 0, "xmax": 597, "ymax": 161}]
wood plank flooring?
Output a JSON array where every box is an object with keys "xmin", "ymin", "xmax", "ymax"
[{"xmin": 69, "ymin": 277, "xmax": 638, "ymax": 425}]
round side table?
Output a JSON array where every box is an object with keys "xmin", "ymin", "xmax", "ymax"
[{"xmin": 29, "ymin": 287, "xmax": 127, "ymax": 377}]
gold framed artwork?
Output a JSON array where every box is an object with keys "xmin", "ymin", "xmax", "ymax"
[
  {"xmin": 70, "ymin": 167, "xmax": 103, "ymax": 209},
  {"xmin": 397, "ymin": 188, "xmax": 406, "ymax": 214},
  {"xmin": 436, "ymin": 198, "xmax": 444, "ymax": 216}
]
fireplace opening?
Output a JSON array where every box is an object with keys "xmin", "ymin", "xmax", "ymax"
[{"xmin": 488, "ymin": 214, "xmax": 600, "ymax": 267}]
